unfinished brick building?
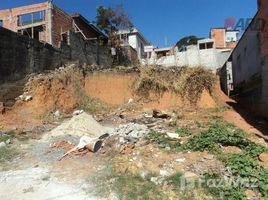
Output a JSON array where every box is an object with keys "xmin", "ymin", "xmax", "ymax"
[
  {"xmin": 210, "ymin": 28, "xmax": 239, "ymax": 49},
  {"xmin": 0, "ymin": 1, "xmax": 74, "ymax": 47}
]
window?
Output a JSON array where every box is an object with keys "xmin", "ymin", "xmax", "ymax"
[
  {"xmin": 0, "ymin": 20, "xmax": 3, "ymax": 27},
  {"xmin": 18, "ymin": 10, "xmax": 45, "ymax": 26},
  {"xmin": 199, "ymin": 43, "xmax": 206, "ymax": 50},
  {"xmin": 199, "ymin": 42, "xmax": 214, "ymax": 50},
  {"xmin": 206, "ymin": 42, "xmax": 214, "ymax": 49}
]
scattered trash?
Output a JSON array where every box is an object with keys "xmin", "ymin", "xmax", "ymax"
[
  {"xmin": 56, "ymin": 134, "xmax": 105, "ymax": 161},
  {"xmin": 127, "ymin": 98, "xmax": 134, "ymax": 104},
  {"xmin": 153, "ymin": 109, "xmax": 170, "ymax": 119},
  {"xmin": 73, "ymin": 110, "xmax": 84, "ymax": 116}
]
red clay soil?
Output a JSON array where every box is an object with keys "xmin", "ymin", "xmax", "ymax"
[{"xmin": 85, "ymin": 72, "xmax": 216, "ymax": 110}]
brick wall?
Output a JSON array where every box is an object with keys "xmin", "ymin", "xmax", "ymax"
[
  {"xmin": 258, "ymin": 0, "xmax": 268, "ymax": 58},
  {"xmin": 0, "ymin": 2, "xmax": 49, "ymax": 33},
  {"xmin": 52, "ymin": 5, "xmax": 73, "ymax": 47},
  {"xmin": 211, "ymin": 29, "xmax": 226, "ymax": 48},
  {"xmin": 259, "ymin": 0, "xmax": 268, "ymax": 118}
]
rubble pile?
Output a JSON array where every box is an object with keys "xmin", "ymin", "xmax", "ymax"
[{"xmin": 112, "ymin": 123, "xmax": 149, "ymax": 143}]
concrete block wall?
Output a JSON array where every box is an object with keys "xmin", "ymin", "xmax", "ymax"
[
  {"xmin": 0, "ymin": 27, "xmax": 67, "ymax": 83},
  {"xmin": 67, "ymin": 31, "xmax": 112, "ymax": 66},
  {"xmin": 0, "ymin": 27, "xmax": 112, "ymax": 83}
]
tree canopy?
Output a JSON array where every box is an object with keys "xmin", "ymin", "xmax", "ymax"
[
  {"xmin": 176, "ymin": 36, "xmax": 203, "ymax": 51},
  {"xmin": 96, "ymin": 5, "xmax": 133, "ymax": 35}
]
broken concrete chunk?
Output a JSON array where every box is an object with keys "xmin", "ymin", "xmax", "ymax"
[
  {"xmin": 24, "ymin": 95, "xmax": 33, "ymax": 102},
  {"xmin": 0, "ymin": 142, "xmax": 6, "ymax": 148},
  {"xmin": 166, "ymin": 132, "xmax": 180, "ymax": 139}
]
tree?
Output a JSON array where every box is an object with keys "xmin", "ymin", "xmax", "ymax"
[
  {"xmin": 176, "ymin": 36, "xmax": 203, "ymax": 51},
  {"xmin": 96, "ymin": 5, "xmax": 133, "ymax": 47}
]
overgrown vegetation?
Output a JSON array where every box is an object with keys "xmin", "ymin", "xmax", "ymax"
[
  {"xmin": 0, "ymin": 146, "xmax": 17, "ymax": 163},
  {"xmin": 176, "ymin": 127, "xmax": 191, "ymax": 137},
  {"xmin": 88, "ymin": 166, "xmax": 164, "ymax": 200},
  {"xmin": 0, "ymin": 131, "xmax": 15, "ymax": 143},
  {"xmin": 147, "ymin": 118, "xmax": 268, "ymax": 198},
  {"xmin": 147, "ymin": 130, "xmax": 181, "ymax": 150},
  {"xmin": 112, "ymin": 174, "xmax": 164, "ymax": 200},
  {"xmin": 79, "ymin": 95, "xmax": 111, "ymax": 114},
  {"xmin": 133, "ymin": 66, "xmax": 216, "ymax": 104}
]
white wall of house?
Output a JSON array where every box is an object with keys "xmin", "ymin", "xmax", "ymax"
[
  {"xmin": 128, "ymin": 35, "xmax": 137, "ymax": 49},
  {"xmin": 128, "ymin": 34, "xmax": 146, "ymax": 60},
  {"xmin": 143, "ymin": 43, "xmax": 231, "ymax": 71}
]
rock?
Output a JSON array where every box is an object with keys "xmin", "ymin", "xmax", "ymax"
[
  {"xmin": 24, "ymin": 95, "xmax": 33, "ymax": 102},
  {"xmin": 176, "ymin": 158, "xmax": 186, "ymax": 163},
  {"xmin": 166, "ymin": 132, "xmax": 180, "ymax": 139},
  {"xmin": 245, "ymin": 189, "xmax": 259, "ymax": 200},
  {"xmin": 0, "ymin": 142, "xmax": 6, "ymax": 148},
  {"xmin": 150, "ymin": 177, "xmax": 163, "ymax": 185},
  {"xmin": 203, "ymin": 155, "xmax": 214, "ymax": 160},
  {"xmin": 127, "ymin": 98, "xmax": 134, "ymax": 104},
  {"xmin": 259, "ymin": 153, "xmax": 268, "ymax": 162},
  {"xmin": 112, "ymin": 123, "xmax": 149, "ymax": 143},
  {"xmin": 160, "ymin": 169, "xmax": 170, "ymax": 177},
  {"xmin": 184, "ymin": 172, "xmax": 198, "ymax": 179},
  {"xmin": 259, "ymin": 153, "xmax": 268, "ymax": 163},
  {"xmin": 54, "ymin": 110, "xmax": 60, "ymax": 118},
  {"xmin": 5, "ymin": 139, "xmax": 11, "ymax": 144}
]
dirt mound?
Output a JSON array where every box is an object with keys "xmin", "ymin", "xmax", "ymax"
[
  {"xmin": 44, "ymin": 113, "xmax": 112, "ymax": 140},
  {"xmin": 0, "ymin": 64, "xmax": 86, "ymax": 131}
]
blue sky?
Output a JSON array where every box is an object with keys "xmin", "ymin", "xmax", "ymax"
[{"xmin": 0, "ymin": 0, "xmax": 257, "ymax": 47}]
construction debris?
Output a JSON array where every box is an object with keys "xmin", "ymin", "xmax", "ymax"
[{"xmin": 112, "ymin": 123, "xmax": 149, "ymax": 143}]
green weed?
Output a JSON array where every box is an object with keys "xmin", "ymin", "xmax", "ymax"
[{"xmin": 0, "ymin": 146, "xmax": 18, "ymax": 163}]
